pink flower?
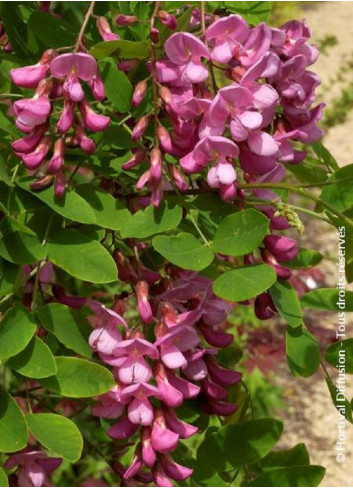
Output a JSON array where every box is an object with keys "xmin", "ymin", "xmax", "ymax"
[
  {"xmin": 239, "ymin": 23, "xmax": 272, "ymax": 67},
  {"xmin": 13, "ymin": 96, "xmax": 51, "ymax": 132},
  {"xmin": 164, "ymin": 32, "xmax": 210, "ymax": 83},
  {"xmin": 10, "ymin": 49, "xmax": 56, "ymax": 88},
  {"xmin": 12, "ymin": 124, "xmax": 47, "ymax": 154},
  {"xmin": 151, "ymin": 409, "xmax": 179, "ymax": 452},
  {"xmin": 50, "ymin": 53, "xmax": 97, "ymax": 101},
  {"xmin": 120, "ymin": 382, "xmax": 160, "ymax": 426},
  {"xmin": 57, "ymin": 99, "xmax": 75, "ymax": 133},
  {"xmin": 160, "ymin": 453, "xmax": 193, "ymax": 481},
  {"xmin": 92, "ymin": 385, "xmax": 125, "ymax": 418},
  {"xmin": 113, "ymin": 337, "xmax": 159, "ymax": 384},
  {"xmin": 264, "ymin": 234, "xmax": 298, "ymax": 262},
  {"xmin": 180, "ymin": 136, "xmax": 239, "ymax": 174},
  {"xmin": 79, "ymin": 100, "xmax": 110, "ymax": 132},
  {"xmin": 5, "ymin": 450, "xmax": 62, "ymax": 487},
  {"xmin": 206, "ymin": 15, "xmax": 249, "ymax": 64},
  {"xmin": 108, "ymin": 415, "xmax": 139, "ymax": 439},
  {"xmin": 155, "ymin": 324, "xmax": 200, "ymax": 369},
  {"xmin": 20, "ymin": 135, "xmax": 52, "ymax": 170}
]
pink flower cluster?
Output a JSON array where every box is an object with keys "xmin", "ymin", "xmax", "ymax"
[
  {"xmin": 10, "ymin": 50, "xmax": 110, "ymax": 197},
  {"xmin": 88, "ymin": 269, "xmax": 241, "ymax": 486},
  {"xmin": 126, "ymin": 15, "xmax": 322, "ymax": 216}
]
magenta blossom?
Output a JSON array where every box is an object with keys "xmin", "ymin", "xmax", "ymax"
[
  {"xmin": 113, "ymin": 337, "xmax": 159, "ymax": 384},
  {"xmin": 163, "ymin": 32, "xmax": 210, "ymax": 84},
  {"xmin": 206, "ymin": 14, "xmax": 249, "ymax": 64},
  {"xmin": 120, "ymin": 382, "xmax": 161, "ymax": 426},
  {"xmin": 5, "ymin": 450, "xmax": 62, "ymax": 487}
]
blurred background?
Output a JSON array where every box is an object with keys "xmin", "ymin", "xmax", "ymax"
[{"xmin": 255, "ymin": 2, "xmax": 353, "ymax": 486}]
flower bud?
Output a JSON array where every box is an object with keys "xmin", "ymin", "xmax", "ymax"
[
  {"xmin": 131, "ymin": 116, "xmax": 149, "ymax": 142},
  {"xmin": 115, "ymin": 14, "xmax": 138, "ymax": 26},
  {"xmin": 159, "ymin": 86, "xmax": 172, "ymax": 105},
  {"xmin": 150, "ymin": 27, "xmax": 160, "ymax": 44},
  {"xmin": 54, "ymin": 170, "xmax": 66, "ymax": 199},
  {"xmin": 158, "ymin": 11, "xmax": 177, "ymax": 30},
  {"xmin": 21, "ymin": 135, "xmax": 52, "ymax": 170},
  {"xmin": 157, "ymin": 125, "xmax": 173, "ymax": 153},
  {"xmin": 90, "ymin": 74, "xmax": 106, "ymax": 101},
  {"xmin": 57, "ymin": 99, "xmax": 75, "ymax": 134},
  {"xmin": 150, "ymin": 148, "xmax": 162, "ymax": 184},
  {"xmin": 132, "ymin": 80, "xmax": 147, "ymax": 108},
  {"xmin": 136, "ymin": 280, "xmax": 153, "ymax": 324},
  {"xmin": 47, "ymin": 137, "xmax": 65, "ymax": 174},
  {"xmin": 264, "ymin": 234, "xmax": 298, "ymax": 262},
  {"xmin": 74, "ymin": 126, "xmax": 96, "ymax": 155},
  {"xmin": 30, "ymin": 174, "xmax": 54, "ymax": 191},
  {"xmin": 121, "ymin": 149, "xmax": 146, "ymax": 170},
  {"xmin": 118, "ymin": 59, "xmax": 139, "ymax": 72},
  {"xmin": 96, "ymin": 16, "xmax": 119, "ymax": 41}
]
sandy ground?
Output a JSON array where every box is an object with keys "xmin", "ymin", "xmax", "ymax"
[{"xmin": 271, "ymin": 2, "xmax": 353, "ymax": 487}]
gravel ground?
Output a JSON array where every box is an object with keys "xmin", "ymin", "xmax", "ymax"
[{"xmin": 271, "ymin": 2, "xmax": 353, "ymax": 487}]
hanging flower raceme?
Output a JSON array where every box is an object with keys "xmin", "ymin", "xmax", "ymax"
[
  {"xmin": 10, "ymin": 50, "xmax": 109, "ymax": 197},
  {"xmin": 88, "ymin": 267, "xmax": 241, "ymax": 487}
]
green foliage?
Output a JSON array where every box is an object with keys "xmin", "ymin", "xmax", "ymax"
[
  {"xmin": 321, "ymin": 164, "xmax": 353, "ymax": 212},
  {"xmin": 0, "ymin": 466, "xmax": 8, "ymax": 487},
  {"xmin": 286, "ymin": 326, "xmax": 321, "ymax": 378},
  {"xmin": 212, "ymin": 209, "xmax": 269, "ymax": 256},
  {"xmin": 0, "ymin": 305, "xmax": 36, "ymax": 360},
  {"xmin": 301, "ymin": 288, "xmax": 353, "ymax": 312},
  {"xmin": 326, "ymin": 339, "xmax": 353, "ymax": 374},
  {"xmin": 0, "ymin": 390, "xmax": 28, "ymax": 453},
  {"xmin": 120, "ymin": 201, "xmax": 182, "ymax": 239},
  {"xmin": 39, "ymin": 303, "xmax": 92, "ymax": 358},
  {"xmin": 5, "ymin": 336, "xmax": 57, "ymax": 379},
  {"xmin": 245, "ymin": 465, "xmax": 325, "ymax": 487},
  {"xmin": 26, "ymin": 413, "xmax": 83, "ymax": 462},
  {"xmin": 269, "ymin": 280, "xmax": 303, "ymax": 327},
  {"xmin": 213, "ymin": 264, "xmax": 277, "ymax": 302},
  {"xmin": 47, "ymin": 230, "xmax": 117, "ymax": 284},
  {"xmin": 153, "ymin": 232, "xmax": 214, "ymax": 271},
  {"xmin": 40, "ymin": 357, "xmax": 115, "ymax": 397}
]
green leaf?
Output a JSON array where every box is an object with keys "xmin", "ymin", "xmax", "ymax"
[
  {"xmin": 213, "ymin": 264, "xmax": 277, "ymax": 302},
  {"xmin": 76, "ymin": 184, "xmax": 130, "ymax": 231},
  {"xmin": 17, "ymin": 179, "xmax": 96, "ymax": 225},
  {"xmin": 269, "ymin": 280, "xmax": 303, "ymax": 327},
  {"xmin": 91, "ymin": 39, "xmax": 151, "ymax": 59},
  {"xmin": 0, "ymin": 260, "xmax": 21, "ymax": 297},
  {"xmin": 286, "ymin": 326, "xmax": 320, "ymax": 377},
  {"xmin": 40, "ymin": 357, "xmax": 115, "ymax": 398},
  {"xmin": 47, "ymin": 230, "xmax": 117, "ymax": 284},
  {"xmin": 325, "ymin": 372, "xmax": 353, "ymax": 423},
  {"xmin": 0, "ymin": 305, "xmax": 36, "ymax": 360},
  {"xmin": 301, "ymin": 288, "xmax": 353, "ymax": 312},
  {"xmin": 312, "ymin": 141, "xmax": 339, "ymax": 170},
  {"xmin": 121, "ymin": 202, "xmax": 183, "ymax": 239},
  {"xmin": 246, "ymin": 465, "xmax": 325, "ymax": 487},
  {"xmin": 194, "ymin": 418, "xmax": 283, "ymax": 484},
  {"xmin": 321, "ymin": 164, "xmax": 353, "ymax": 212},
  {"xmin": 28, "ymin": 11, "xmax": 76, "ymax": 48},
  {"xmin": 212, "ymin": 209, "xmax": 269, "ymax": 256},
  {"xmin": 326, "ymin": 339, "xmax": 353, "ymax": 374},
  {"xmin": 5, "ymin": 337, "xmax": 57, "ymax": 379},
  {"xmin": 38, "ymin": 303, "xmax": 92, "ymax": 358},
  {"xmin": 0, "ymin": 2, "xmax": 29, "ymax": 57},
  {"xmin": 0, "ymin": 217, "xmax": 47, "ymax": 265},
  {"xmin": 153, "ymin": 232, "xmax": 214, "ymax": 271},
  {"xmin": 99, "ymin": 59, "xmax": 133, "ymax": 111},
  {"xmin": 26, "ymin": 413, "xmax": 83, "ymax": 462},
  {"xmin": 0, "ymin": 390, "xmax": 28, "ymax": 453},
  {"xmin": 0, "ymin": 466, "xmax": 8, "ymax": 487},
  {"xmin": 259, "ymin": 444, "xmax": 310, "ymax": 470},
  {"xmin": 283, "ymin": 248, "xmax": 323, "ymax": 269},
  {"xmin": 224, "ymin": 1, "xmax": 272, "ymax": 23}
]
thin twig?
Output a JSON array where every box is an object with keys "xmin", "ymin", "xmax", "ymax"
[{"xmin": 75, "ymin": 1, "xmax": 96, "ymax": 52}]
